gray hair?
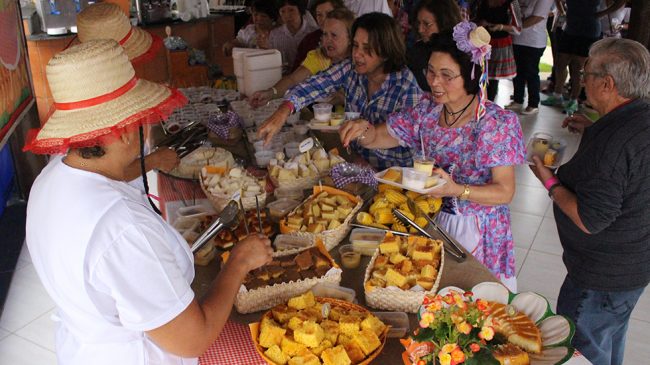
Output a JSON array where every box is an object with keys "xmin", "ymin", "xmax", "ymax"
[{"xmin": 588, "ymin": 38, "xmax": 650, "ymax": 99}]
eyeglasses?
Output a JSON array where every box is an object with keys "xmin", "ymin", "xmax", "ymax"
[
  {"xmin": 579, "ymin": 70, "xmax": 605, "ymax": 79},
  {"xmin": 423, "ymin": 68, "xmax": 462, "ymax": 83}
]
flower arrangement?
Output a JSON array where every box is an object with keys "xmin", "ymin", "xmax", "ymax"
[{"xmin": 402, "ymin": 290, "xmax": 500, "ymax": 365}]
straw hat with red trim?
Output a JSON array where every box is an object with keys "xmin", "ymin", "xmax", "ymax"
[
  {"xmin": 76, "ymin": 3, "xmax": 163, "ymax": 65},
  {"xmin": 23, "ymin": 39, "xmax": 186, "ymax": 155}
]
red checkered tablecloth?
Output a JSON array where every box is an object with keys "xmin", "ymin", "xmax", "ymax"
[
  {"xmin": 157, "ymin": 174, "xmax": 206, "ymax": 218},
  {"xmin": 199, "ymin": 320, "xmax": 268, "ymax": 365}
]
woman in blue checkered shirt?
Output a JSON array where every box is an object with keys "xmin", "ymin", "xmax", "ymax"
[{"xmin": 257, "ymin": 12, "xmax": 423, "ymax": 170}]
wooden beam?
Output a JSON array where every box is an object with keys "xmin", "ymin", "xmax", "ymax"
[{"xmin": 627, "ymin": 0, "xmax": 650, "ymax": 49}]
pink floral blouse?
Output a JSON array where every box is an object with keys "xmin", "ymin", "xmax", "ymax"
[{"xmin": 387, "ymin": 95, "xmax": 526, "ymax": 278}]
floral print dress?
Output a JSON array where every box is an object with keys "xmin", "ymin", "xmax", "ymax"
[{"xmin": 387, "ymin": 95, "xmax": 526, "ymax": 279}]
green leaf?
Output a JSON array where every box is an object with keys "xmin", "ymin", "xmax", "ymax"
[
  {"xmin": 412, "ymin": 327, "xmax": 435, "ymax": 342},
  {"xmin": 464, "ymin": 348, "xmax": 499, "ymax": 365}
]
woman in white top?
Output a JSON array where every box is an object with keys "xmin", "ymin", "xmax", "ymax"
[
  {"xmin": 222, "ymin": 0, "xmax": 278, "ymax": 56},
  {"xmin": 23, "ymin": 39, "xmax": 273, "ymax": 365}
]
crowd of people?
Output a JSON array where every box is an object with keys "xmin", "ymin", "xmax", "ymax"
[{"xmin": 21, "ymin": 1, "xmax": 648, "ymax": 365}]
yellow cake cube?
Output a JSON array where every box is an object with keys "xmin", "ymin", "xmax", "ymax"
[
  {"xmin": 272, "ymin": 304, "xmax": 298, "ymax": 324},
  {"xmin": 389, "ymin": 253, "xmax": 407, "ymax": 264},
  {"xmin": 321, "ymin": 345, "xmax": 352, "ymax": 365},
  {"xmin": 259, "ymin": 318, "xmax": 287, "ymax": 348},
  {"xmin": 360, "ymin": 315, "xmax": 386, "ymax": 336},
  {"xmin": 336, "ymin": 334, "xmax": 352, "ymax": 346},
  {"xmin": 411, "ymin": 249, "xmax": 434, "ymax": 261},
  {"xmin": 338, "ymin": 315, "xmax": 361, "ymax": 337},
  {"xmin": 294, "ymin": 321, "xmax": 325, "ymax": 348},
  {"xmin": 320, "ymin": 320, "xmax": 340, "ymax": 344},
  {"xmin": 328, "ymin": 306, "xmax": 348, "ymax": 321},
  {"xmin": 282, "ymin": 336, "xmax": 309, "ymax": 357},
  {"xmin": 385, "ymin": 268, "xmax": 407, "ymax": 288},
  {"xmin": 288, "ymin": 353, "xmax": 322, "ymax": 365},
  {"xmin": 343, "ymin": 341, "xmax": 366, "ymax": 364},
  {"xmin": 379, "ymin": 239, "xmax": 400, "ymax": 254},
  {"xmin": 351, "ymin": 329, "xmax": 381, "ymax": 355},
  {"xmin": 310, "ymin": 339, "xmax": 333, "ymax": 356},
  {"xmin": 265, "ymin": 344, "xmax": 288, "ymax": 364},
  {"xmin": 288, "ymin": 291, "xmax": 316, "ymax": 310}
]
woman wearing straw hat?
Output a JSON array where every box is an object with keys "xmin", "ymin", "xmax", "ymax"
[
  {"xmin": 76, "ymin": 3, "xmax": 164, "ymax": 66},
  {"xmin": 23, "ymin": 40, "xmax": 273, "ymax": 365}
]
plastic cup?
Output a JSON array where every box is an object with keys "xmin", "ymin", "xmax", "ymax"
[
  {"xmin": 413, "ymin": 155, "xmax": 435, "ymax": 176},
  {"xmin": 330, "ymin": 112, "xmax": 345, "ymax": 126},
  {"xmin": 402, "ymin": 168, "xmax": 428, "ymax": 190},
  {"xmin": 313, "ymin": 103, "xmax": 333, "ymax": 122},
  {"xmin": 338, "ymin": 244, "xmax": 361, "ymax": 269}
]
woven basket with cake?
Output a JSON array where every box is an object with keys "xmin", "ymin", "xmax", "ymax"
[
  {"xmin": 279, "ymin": 186, "xmax": 362, "ymax": 251},
  {"xmin": 234, "ymin": 240, "xmax": 343, "ymax": 314},
  {"xmin": 250, "ymin": 291, "xmax": 389, "ymax": 365},
  {"xmin": 269, "ymin": 148, "xmax": 346, "ymax": 191},
  {"xmin": 200, "ymin": 165, "xmax": 266, "ymax": 211},
  {"xmin": 363, "ymin": 233, "xmax": 445, "ymax": 313}
]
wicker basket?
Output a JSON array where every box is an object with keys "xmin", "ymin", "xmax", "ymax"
[
  {"xmin": 271, "ymin": 232, "xmax": 317, "ymax": 258},
  {"xmin": 278, "ymin": 185, "xmax": 362, "ymax": 251},
  {"xmin": 249, "ymin": 297, "xmax": 389, "ymax": 365},
  {"xmin": 234, "ymin": 241, "xmax": 342, "ymax": 313},
  {"xmin": 269, "ymin": 174, "xmax": 319, "ymax": 191},
  {"xmin": 199, "ymin": 172, "xmax": 267, "ymax": 212},
  {"xmin": 363, "ymin": 240, "xmax": 445, "ymax": 313}
]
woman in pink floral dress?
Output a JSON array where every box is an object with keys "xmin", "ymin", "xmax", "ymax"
[{"xmin": 340, "ymin": 23, "xmax": 525, "ymax": 291}]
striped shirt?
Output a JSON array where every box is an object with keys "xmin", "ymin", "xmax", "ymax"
[
  {"xmin": 285, "ymin": 59, "xmax": 423, "ymax": 169},
  {"xmin": 268, "ymin": 15, "xmax": 318, "ymax": 74}
]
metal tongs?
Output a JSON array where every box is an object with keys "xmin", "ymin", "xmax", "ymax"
[
  {"xmin": 392, "ymin": 207, "xmax": 465, "ymax": 262},
  {"xmin": 190, "ymin": 200, "xmax": 241, "ymax": 253},
  {"xmin": 406, "ymin": 198, "xmax": 466, "ymax": 261}
]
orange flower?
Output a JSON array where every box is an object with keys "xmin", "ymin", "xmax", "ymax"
[
  {"xmin": 451, "ymin": 348, "xmax": 466, "ymax": 363},
  {"xmin": 470, "ymin": 343, "xmax": 481, "ymax": 353},
  {"xmin": 456, "ymin": 321, "xmax": 471, "ymax": 335},
  {"xmin": 442, "ymin": 293, "xmax": 455, "ymax": 305},
  {"xmin": 438, "ymin": 352, "xmax": 452, "ymax": 365},
  {"xmin": 417, "ymin": 360, "xmax": 426, "ymax": 365},
  {"xmin": 479, "ymin": 326, "xmax": 495, "ymax": 341},
  {"xmin": 463, "ymin": 291, "xmax": 474, "ymax": 298},
  {"xmin": 475, "ymin": 299, "xmax": 488, "ymax": 312}
]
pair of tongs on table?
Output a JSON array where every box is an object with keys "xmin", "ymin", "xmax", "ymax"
[
  {"xmin": 190, "ymin": 200, "xmax": 241, "ymax": 253},
  {"xmin": 392, "ymin": 199, "xmax": 467, "ymax": 262}
]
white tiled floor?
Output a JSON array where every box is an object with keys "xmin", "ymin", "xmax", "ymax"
[{"xmin": 2, "ymin": 84, "xmax": 649, "ymax": 364}]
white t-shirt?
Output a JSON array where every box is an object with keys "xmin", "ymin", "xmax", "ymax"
[
  {"xmin": 513, "ymin": 0, "xmax": 554, "ymax": 48},
  {"xmin": 26, "ymin": 156, "xmax": 196, "ymax": 365},
  {"xmin": 269, "ymin": 14, "xmax": 319, "ymax": 73},
  {"xmin": 236, "ymin": 23, "xmax": 258, "ymax": 48},
  {"xmin": 344, "ymin": 0, "xmax": 393, "ymax": 17}
]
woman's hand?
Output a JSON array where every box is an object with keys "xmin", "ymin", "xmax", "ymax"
[
  {"xmin": 529, "ymin": 155, "xmax": 555, "ymax": 184},
  {"xmin": 150, "ymin": 147, "xmax": 180, "ymax": 173},
  {"xmin": 256, "ymin": 30, "xmax": 270, "ymax": 49},
  {"xmin": 257, "ymin": 104, "xmax": 291, "ymax": 145},
  {"xmin": 562, "ymin": 114, "xmax": 592, "ymax": 134},
  {"xmin": 228, "ymin": 234, "xmax": 273, "ymax": 272},
  {"xmin": 249, "ymin": 89, "xmax": 273, "ymax": 108},
  {"xmin": 427, "ymin": 167, "xmax": 464, "ymax": 199},
  {"xmin": 339, "ymin": 119, "xmax": 373, "ymax": 148}
]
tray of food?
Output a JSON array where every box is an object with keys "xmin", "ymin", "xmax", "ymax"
[
  {"xmin": 232, "ymin": 240, "xmax": 343, "ymax": 313},
  {"xmin": 249, "ymin": 291, "xmax": 389, "ymax": 365},
  {"xmin": 403, "ymin": 282, "xmax": 576, "ymax": 365},
  {"xmin": 279, "ymin": 186, "xmax": 362, "ymax": 250},
  {"xmin": 525, "ymin": 132, "xmax": 568, "ymax": 169},
  {"xmin": 355, "ymin": 184, "xmax": 442, "ymax": 234},
  {"xmin": 364, "ymin": 233, "xmax": 445, "ymax": 313},
  {"xmin": 200, "ymin": 166, "xmax": 266, "ymax": 211},
  {"xmin": 375, "ymin": 167, "xmax": 446, "ymax": 194},
  {"xmin": 165, "ymin": 146, "xmax": 235, "ymax": 181}
]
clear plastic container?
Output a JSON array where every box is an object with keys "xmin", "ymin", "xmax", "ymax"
[
  {"xmin": 284, "ymin": 142, "xmax": 301, "ymax": 158},
  {"xmin": 176, "ymin": 204, "xmax": 214, "ymax": 222},
  {"xmin": 371, "ymin": 311, "xmax": 410, "ymax": 338},
  {"xmin": 311, "ymin": 282, "xmax": 356, "ymax": 302},
  {"xmin": 274, "ymin": 186, "xmax": 305, "ymax": 200},
  {"xmin": 266, "ymin": 198, "xmax": 300, "ymax": 221},
  {"xmin": 274, "ymin": 234, "xmax": 313, "ymax": 251},
  {"xmin": 313, "ymin": 103, "xmax": 333, "ymax": 122},
  {"xmin": 255, "ymin": 151, "xmax": 275, "ymax": 167},
  {"xmin": 401, "ymin": 168, "xmax": 428, "ymax": 190},
  {"xmin": 350, "ymin": 228, "xmax": 385, "ymax": 256},
  {"xmin": 339, "ymin": 244, "xmax": 361, "ymax": 269},
  {"xmin": 330, "ymin": 112, "xmax": 344, "ymax": 126}
]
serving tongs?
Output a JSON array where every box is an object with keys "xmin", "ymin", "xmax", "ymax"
[
  {"xmin": 405, "ymin": 199, "xmax": 467, "ymax": 262},
  {"xmin": 350, "ymin": 223, "xmax": 411, "ymax": 237},
  {"xmin": 190, "ymin": 200, "xmax": 241, "ymax": 253},
  {"xmin": 392, "ymin": 208, "xmax": 465, "ymax": 262}
]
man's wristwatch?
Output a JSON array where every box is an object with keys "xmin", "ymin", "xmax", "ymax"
[{"xmin": 458, "ymin": 184, "xmax": 471, "ymax": 200}]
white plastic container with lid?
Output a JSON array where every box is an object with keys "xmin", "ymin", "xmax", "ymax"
[
  {"xmin": 350, "ymin": 228, "xmax": 385, "ymax": 256},
  {"xmin": 243, "ymin": 50, "xmax": 282, "ymax": 98},
  {"xmin": 371, "ymin": 311, "xmax": 410, "ymax": 338},
  {"xmin": 273, "ymin": 234, "xmax": 313, "ymax": 251},
  {"xmin": 266, "ymin": 198, "xmax": 301, "ymax": 221},
  {"xmin": 311, "ymin": 282, "xmax": 356, "ymax": 302}
]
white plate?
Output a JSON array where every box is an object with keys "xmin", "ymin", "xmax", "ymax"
[
  {"xmin": 307, "ymin": 119, "xmax": 341, "ymax": 131},
  {"xmin": 375, "ymin": 167, "xmax": 446, "ymax": 194}
]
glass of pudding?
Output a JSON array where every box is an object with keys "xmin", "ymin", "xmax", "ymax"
[
  {"xmin": 338, "ymin": 244, "xmax": 361, "ymax": 269},
  {"xmin": 413, "ymin": 153, "xmax": 435, "ymax": 176},
  {"xmin": 531, "ymin": 132, "xmax": 553, "ymax": 159},
  {"xmin": 330, "ymin": 112, "xmax": 345, "ymax": 126}
]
